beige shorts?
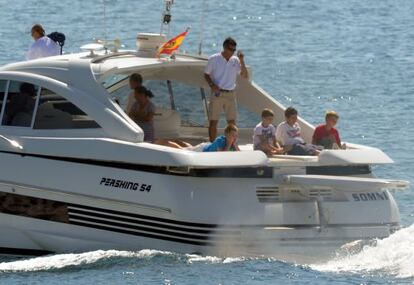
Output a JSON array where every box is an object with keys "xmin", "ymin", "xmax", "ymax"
[{"xmin": 209, "ymin": 90, "xmax": 237, "ymax": 121}]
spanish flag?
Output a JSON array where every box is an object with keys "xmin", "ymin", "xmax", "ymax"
[{"xmin": 158, "ymin": 29, "xmax": 189, "ymax": 56}]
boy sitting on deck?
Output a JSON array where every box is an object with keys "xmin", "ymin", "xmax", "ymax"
[
  {"xmin": 276, "ymin": 107, "xmax": 321, "ymax": 156},
  {"xmin": 203, "ymin": 124, "xmax": 240, "ymax": 152},
  {"xmin": 312, "ymin": 110, "xmax": 345, "ymax": 149},
  {"xmin": 253, "ymin": 108, "xmax": 284, "ymax": 155}
]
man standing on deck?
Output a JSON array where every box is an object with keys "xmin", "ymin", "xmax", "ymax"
[
  {"xmin": 26, "ymin": 24, "xmax": 60, "ymax": 60},
  {"xmin": 204, "ymin": 37, "xmax": 248, "ymax": 142}
]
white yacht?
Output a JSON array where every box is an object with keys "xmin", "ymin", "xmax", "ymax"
[{"xmin": 0, "ymin": 28, "xmax": 408, "ymax": 261}]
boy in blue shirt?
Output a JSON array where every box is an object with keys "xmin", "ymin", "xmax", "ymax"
[{"xmin": 203, "ymin": 124, "xmax": 240, "ymax": 152}]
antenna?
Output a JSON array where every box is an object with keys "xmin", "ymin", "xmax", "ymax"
[
  {"xmin": 198, "ymin": 0, "xmax": 206, "ymax": 55},
  {"xmin": 160, "ymin": 0, "xmax": 174, "ymax": 37},
  {"xmin": 198, "ymin": 0, "xmax": 208, "ymax": 120},
  {"xmin": 102, "ymin": 0, "xmax": 108, "ymax": 54}
]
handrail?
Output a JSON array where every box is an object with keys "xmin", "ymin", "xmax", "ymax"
[
  {"xmin": 282, "ymin": 174, "xmax": 409, "ymax": 191},
  {"xmin": 0, "ymin": 134, "xmax": 23, "ymax": 150},
  {"xmin": 91, "ymin": 51, "xmax": 138, "ymax": 64}
]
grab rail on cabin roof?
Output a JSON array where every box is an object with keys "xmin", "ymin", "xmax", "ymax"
[{"xmin": 91, "ymin": 51, "xmax": 139, "ymax": 64}]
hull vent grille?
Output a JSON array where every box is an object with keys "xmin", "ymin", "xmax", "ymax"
[
  {"xmin": 309, "ymin": 189, "xmax": 332, "ymax": 198},
  {"xmin": 256, "ymin": 186, "xmax": 280, "ymax": 203}
]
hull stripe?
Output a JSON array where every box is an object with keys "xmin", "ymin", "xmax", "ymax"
[
  {"xmin": 0, "ymin": 247, "xmax": 52, "ymax": 256},
  {"xmin": 69, "ymin": 214, "xmax": 215, "ymax": 241},
  {"xmin": 69, "ymin": 221, "xmax": 212, "ymax": 246},
  {"xmin": 67, "ymin": 204, "xmax": 219, "ymax": 229},
  {"xmin": 68, "ymin": 209, "xmax": 240, "ymax": 236},
  {"xmin": 0, "ymin": 150, "xmax": 272, "ymax": 178}
]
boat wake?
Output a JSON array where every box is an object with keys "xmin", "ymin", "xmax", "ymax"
[
  {"xmin": 0, "ymin": 249, "xmax": 245, "ymax": 272},
  {"xmin": 310, "ymin": 224, "xmax": 414, "ymax": 278},
  {"xmin": 2, "ymin": 225, "xmax": 413, "ymax": 277},
  {"xmin": 0, "ymin": 249, "xmax": 173, "ymax": 272}
]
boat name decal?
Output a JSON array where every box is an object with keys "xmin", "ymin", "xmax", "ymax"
[
  {"xmin": 100, "ymin": 177, "xmax": 152, "ymax": 192},
  {"xmin": 352, "ymin": 192, "xmax": 389, "ymax": 202}
]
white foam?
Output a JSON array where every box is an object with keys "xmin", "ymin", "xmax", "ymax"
[
  {"xmin": 222, "ymin": 257, "xmax": 245, "ymax": 264},
  {"xmin": 186, "ymin": 254, "xmax": 223, "ymax": 264},
  {"xmin": 0, "ymin": 249, "xmax": 173, "ymax": 272},
  {"xmin": 0, "ymin": 249, "xmax": 248, "ymax": 271},
  {"xmin": 185, "ymin": 254, "xmax": 245, "ymax": 264},
  {"xmin": 310, "ymin": 224, "xmax": 414, "ymax": 278}
]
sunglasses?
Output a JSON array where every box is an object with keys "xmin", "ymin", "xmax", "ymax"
[{"xmin": 226, "ymin": 46, "xmax": 236, "ymax": 52}]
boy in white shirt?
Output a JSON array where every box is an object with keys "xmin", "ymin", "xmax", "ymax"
[
  {"xmin": 276, "ymin": 107, "xmax": 320, "ymax": 156},
  {"xmin": 253, "ymin": 108, "xmax": 284, "ymax": 155}
]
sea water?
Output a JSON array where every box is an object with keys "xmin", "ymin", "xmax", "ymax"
[{"xmin": 0, "ymin": 0, "xmax": 413, "ymax": 284}]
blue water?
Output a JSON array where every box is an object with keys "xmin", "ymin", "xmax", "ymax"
[{"xmin": 0, "ymin": 0, "xmax": 413, "ymax": 284}]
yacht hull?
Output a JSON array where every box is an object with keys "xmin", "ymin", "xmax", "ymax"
[
  {"xmin": 0, "ymin": 211, "xmax": 395, "ymax": 262},
  {"xmin": 0, "ymin": 151, "xmax": 400, "ymax": 262}
]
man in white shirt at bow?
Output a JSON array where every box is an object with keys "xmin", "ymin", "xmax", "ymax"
[{"xmin": 26, "ymin": 24, "xmax": 60, "ymax": 60}]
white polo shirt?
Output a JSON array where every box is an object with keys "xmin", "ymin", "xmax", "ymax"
[
  {"xmin": 276, "ymin": 121, "xmax": 305, "ymax": 146},
  {"xmin": 26, "ymin": 36, "xmax": 60, "ymax": 60},
  {"xmin": 204, "ymin": 52, "xmax": 241, "ymax": 90}
]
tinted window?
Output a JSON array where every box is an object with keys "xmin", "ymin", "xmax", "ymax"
[
  {"xmin": 146, "ymin": 80, "xmax": 258, "ymax": 127},
  {"xmin": 34, "ymin": 88, "xmax": 100, "ymax": 129},
  {"xmin": 110, "ymin": 79, "xmax": 208, "ymax": 127},
  {"xmin": 2, "ymin": 81, "xmax": 38, "ymax": 127},
  {"xmin": 237, "ymin": 104, "xmax": 259, "ymax": 128},
  {"xmin": 0, "ymin": 80, "xmax": 8, "ymax": 121},
  {"xmin": 102, "ymin": 74, "xmax": 129, "ymax": 89},
  {"xmin": 110, "ymin": 84, "xmax": 131, "ymax": 110},
  {"xmin": 146, "ymin": 80, "xmax": 207, "ymax": 127}
]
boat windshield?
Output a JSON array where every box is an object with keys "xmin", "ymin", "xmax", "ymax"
[
  {"xmin": 102, "ymin": 74, "xmax": 129, "ymax": 90},
  {"xmin": 110, "ymin": 79, "xmax": 207, "ymax": 126},
  {"xmin": 108, "ymin": 77, "xmax": 258, "ymax": 128}
]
